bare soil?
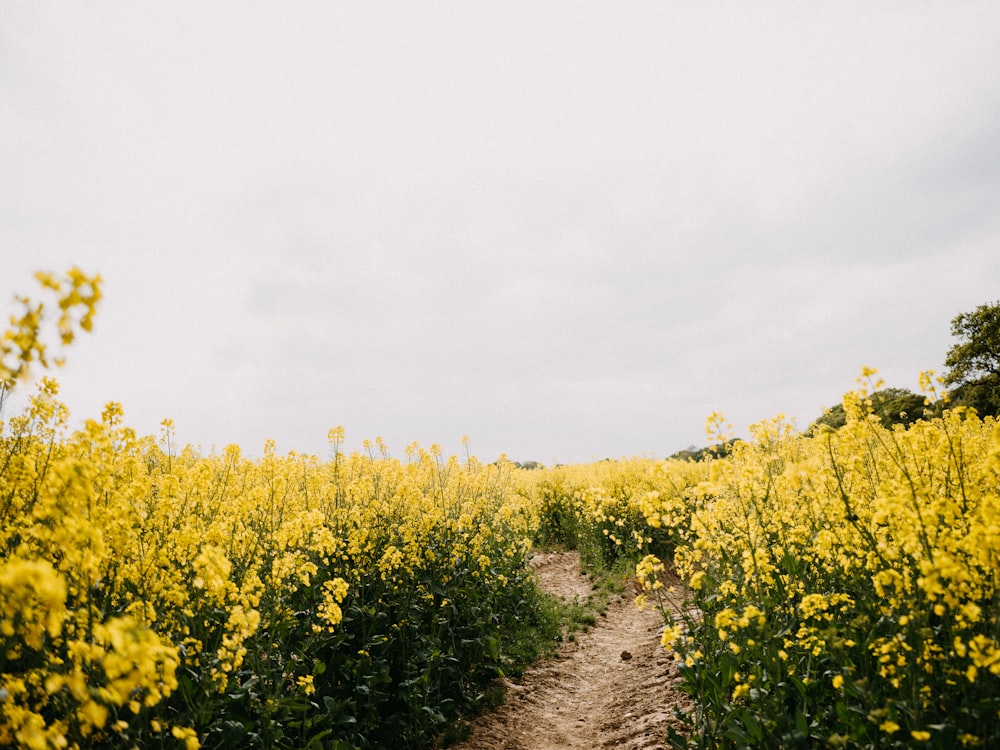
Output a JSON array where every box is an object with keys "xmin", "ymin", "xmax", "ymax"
[{"xmin": 451, "ymin": 550, "xmax": 693, "ymax": 749}]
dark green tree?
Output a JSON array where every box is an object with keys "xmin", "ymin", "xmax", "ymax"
[
  {"xmin": 670, "ymin": 439, "xmax": 739, "ymax": 462},
  {"xmin": 944, "ymin": 301, "xmax": 1000, "ymax": 418},
  {"xmin": 808, "ymin": 387, "xmax": 929, "ymax": 433},
  {"xmin": 872, "ymin": 387, "xmax": 930, "ymax": 426}
]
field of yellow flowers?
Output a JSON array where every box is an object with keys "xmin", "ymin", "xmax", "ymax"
[
  {"xmin": 528, "ymin": 375, "xmax": 1000, "ymax": 749},
  {"xmin": 1, "ymin": 376, "xmax": 548, "ymax": 749},
  {"xmin": 3, "ymin": 271, "xmax": 998, "ymax": 749},
  {"xmin": 2, "ymin": 272, "xmax": 552, "ymax": 749}
]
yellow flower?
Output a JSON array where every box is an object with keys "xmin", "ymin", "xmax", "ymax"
[
  {"xmin": 0, "ymin": 558, "xmax": 68, "ymax": 650},
  {"xmin": 661, "ymin": 624, "xmax": 682, "ymax": 650},
  {"xmin": 171, "ymin": 725, "xmax": 201, "ymax": 750},
  {"xmin": 315, "ymin": 578, "xmax": 350, "ymax": 631},
  {"xmin": 296, "ymin": 675, "xmax": 316, "ymax": 696}
]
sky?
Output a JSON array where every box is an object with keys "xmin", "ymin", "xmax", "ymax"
[{"xmin": 2, "ymin": 2, "xmax": 1000, "ymax": 465}]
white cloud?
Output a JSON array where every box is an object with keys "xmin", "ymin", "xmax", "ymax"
[{"xmin": 2, "ymin": 2, "xmax": 1000, "ymax": 462}]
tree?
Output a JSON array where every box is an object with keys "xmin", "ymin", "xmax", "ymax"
[
  {"xmin": 669, "ymin": 439, "xmax": 738, "ymax": 462},
  {"xmin": 944, "ymin": 300, "xmax": 1000, "ymax": 418},
  {"xmin": 808, "ymin": 387, "xmax": 928, "ymax": 433}
]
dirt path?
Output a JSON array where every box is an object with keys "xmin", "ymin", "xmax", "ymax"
[{"xmin": 452, "ymin": 550, "xmax": 693, "ymax": 749}]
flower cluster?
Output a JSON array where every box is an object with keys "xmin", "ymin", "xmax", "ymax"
[
  {"xmin": 518, "ymin": 368, "xmax": 1000, "ymax": 748},
  {"xmin": 653, "ymin": 372, "xmax": 1000, "ymax": 748},
  {"xmin": 1, "ymin": 268, "xmax": 101, "ymax": 388},
  {"xmin": 1, "ymin": 376, "xmax": 537, "ymax": 748},
  {"xmin": 520, "ymin": 457, "xmax": 708, "ymax": 572}
]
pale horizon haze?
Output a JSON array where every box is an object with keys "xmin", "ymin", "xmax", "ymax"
[{"xmin": 3, "ymin": 3, "xmax": 999, "ymax": 464}]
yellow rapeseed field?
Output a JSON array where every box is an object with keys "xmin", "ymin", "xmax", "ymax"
[{"xmin": 4, "ymin": 271, "xmax": 998, "ymax": 749}]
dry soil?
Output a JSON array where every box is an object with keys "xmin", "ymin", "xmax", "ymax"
[{"xmin": 451, "ymin": 550, "xmax": 693, "ymax": 749}]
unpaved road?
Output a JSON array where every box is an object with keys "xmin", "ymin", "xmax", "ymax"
[{"xmin": 451, "ymin": 550, "xmax": 693, "ymax": 749}]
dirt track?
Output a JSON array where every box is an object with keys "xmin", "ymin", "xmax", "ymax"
[{"xmin": 451, "ymin": 550, "xmax": 693, "ymax": 749}]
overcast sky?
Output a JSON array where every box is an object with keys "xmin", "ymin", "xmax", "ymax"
[{"xmin": 3, "ymin": 3, "xmax": 999, "ymax": 464}]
